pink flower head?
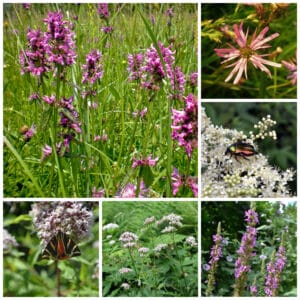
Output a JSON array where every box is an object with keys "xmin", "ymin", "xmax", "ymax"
[
  {"xmin": 215, "ymin": 22, "xmax": 281, "ymax": 84},
  {"xmin": 132, "ymin": 155, "xmax": 158, "ymax": 169}
]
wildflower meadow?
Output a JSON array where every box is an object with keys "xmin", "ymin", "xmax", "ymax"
[
  {"xmin": 3, "ymin": 3, "xmax": 198, "ymax": 198},
  {"xmin": 3, "ymin": 201, "xmax": 99, "ymax": 297},
  {"xmin": 102, "ymin": 201, "xmax": 198, "ymax": 297},
  {"xmin": 201, "ymin": 102, "xmax": 296, "ymax": 198},
  {"xmin": 202, "ymin": 201, "xmax": 297, "ymax": 297},
  {"xmin": 201, "ymin": 3, "xmax": 297, "ymax": 98}
]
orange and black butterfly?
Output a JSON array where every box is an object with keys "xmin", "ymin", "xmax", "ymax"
[{"xmin": 41, "ymin": 231, "xmax": 81, "ymax": 260}]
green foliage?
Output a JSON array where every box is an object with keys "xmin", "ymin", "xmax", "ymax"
[
  {"xmin": 3, "ymin": 202, "xmax": 99, "ymax": 297},
  {"xmin": 103, "ymin": 201, "xmax": 198, "ymax": 296},
  {"xmin": 201, "ymin": 201, "xmax": 297, "ymax": 296}
]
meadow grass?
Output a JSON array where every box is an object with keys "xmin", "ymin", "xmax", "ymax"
[{"xmin": 3, "ymin": 3, "xmax": 198, "ymax": 197}]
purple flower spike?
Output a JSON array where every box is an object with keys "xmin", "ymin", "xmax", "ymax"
[{"xmin": 82, "ymin": 49, "xmax": 103, "ymax": 85}]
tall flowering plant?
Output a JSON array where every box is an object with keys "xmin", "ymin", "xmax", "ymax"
[
  {"xmin": 233, "ymin": 208, "xmax": 259, "ymax": 296},
  {"xmin": 206, "ymin": 222, "xmax": 223, "ymax": 296}
]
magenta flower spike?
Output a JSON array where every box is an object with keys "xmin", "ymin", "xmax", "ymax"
[{"xmin": 215, "ymin": 23, "xmax": 281, "ymax": 84}]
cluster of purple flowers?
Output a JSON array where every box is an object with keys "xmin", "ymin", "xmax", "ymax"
[
  {"xmin": 171, "ymin": 93, "xmax": 198, "ymax": 158},
  {"xmin": 82, "ymin": 49, "xmax": 103, "ymax": 85},
  {"xmin": 234, "ymin": 209, "xmax": 258, "ymax": 279},
  {"xmin": 97, "ymin": 3, "xmax": 110, "ymax": 19},
  {"xmin": 264, "ymin": 245, "xmax": 287, "ymax": 296},
  {"xmin": 29, "ymin": 201, "xmax": 94, "ymax": 247},
  {"xmin": 171, "ymin": 168, "xmax": 198, "ymax": 197},
  {"xmin": 20, "ymin": 11, "xmax": 76, "ymax": 77},
  {"xmin": 119, "ymin": 231, "xmax": 138, "ymax": 248},
  {"xmin": 115, "ymin": 181, "xmax": 149, "ymax": 198},
  {"xmin": 127, "ymin": 41, "xmax": 185, "ymax": 99},
  {"xmin": 209, "ymin": 233, "xmax": 223, "ymax": 265}
]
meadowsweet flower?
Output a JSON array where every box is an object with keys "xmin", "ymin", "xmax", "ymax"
[
  {"xmin": 97, "ymin": 3, "xmax": 110, "ymax": 19},
  {"xmin": 108, "ymin": 240, "xmax": 115, "ymax": 246},
  {"xmin": 43, "ymin": 11, "xmax": 76, "ymax": 67},
  {"xmin": 41, "ymin": 144, "xmax": 52, "ymax": 161},
  {"xmin": 132, "ymin": 155, "xmax": 158, "ymax": 169},
  {"xmin": 215, "ymin": 22, "xmax": 281, "ymax": 84},
  {"xmin": 82, "ymin": 50, "xmax": 103, "ymax": 84},
  {"xmin": 119, "ymin": 267, "xmax": 133, "ymax": 274},
  {"xmin": 20, "ymin": 28, "xmax": 49, "ymax": 76},
  {"xmin": 3, "ymin": 229, "xmax": 18, "ymax": 251},
  {"xmin": 29, "ymin": 201, "xmax": 94, "ymax": 247},
  {"xmin": 201, "ymin": 107, "xmax": 295, "ymax": 198},
  {"xmin": 234, "ymin": 208, "xmax": 259, "ymax": 296},
  {"xmin": 172, "ymin": 94, "xmax": 198, "ymax": 158},
  {"xmin": 282, "ymin": 53, "xmax": 297, "ymax": 85}
]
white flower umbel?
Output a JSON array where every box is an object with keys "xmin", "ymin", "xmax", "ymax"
[{"xmin": 201, "ymin": 107, "xmax": 295, "ymax": 198}]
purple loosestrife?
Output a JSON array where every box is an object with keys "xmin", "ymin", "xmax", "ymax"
[
  {"xmin": 265, "ymin": 245, "xmax": 287, "ymax": 296},
  {"xmin": 215, "ymin": 23, "xmax": 281, "ymax": 84},
  {"xmin": 189, "ymin": 71, "xmax": 198, "ymax": 89},
  {"xmin": 43, "ymin": 11, "xmax": 76, "ymax": 67},
  {"xmin": 29, "ymin": 202, "xmax": 93, "ymax": 247},
  {"xmin": 20, "ymin": 28, "xmax": 49, "ymax": 76},
  {"xmin": 171, "ymin": 93, "xmax": 198, "ymax": 158},
  {"xmin": 82, "ymin": 50, "xmax": 103, "ymax": 85},
  {"xmin": 233, "ymin": 208, "xmax": 259, "ymax": 296},
  {"xmin": 206, "ymin": 222, "xmax": 222, "ymax": 297}
]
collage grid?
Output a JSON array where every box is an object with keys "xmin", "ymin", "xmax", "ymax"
[{"xmin": 1, "ymin": 1, "xmax": 299, "ymax": 299}]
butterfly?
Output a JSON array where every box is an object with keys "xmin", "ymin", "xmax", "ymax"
[{"xmin": 41, "ymin": 231, "xmax": 81, "ymax": 260}]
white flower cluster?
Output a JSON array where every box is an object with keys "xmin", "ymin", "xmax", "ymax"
[
  {"xmin": 250, "ymin": 115, "xmax": 277, "ymax": 141},
  {"xmin": 201, "ymin": 107, "xmax": 295, "ymax": 198},
  {"xmin": 119, "ymin": 267, "xmax": 133, "ymax": 274},
  {"xmin": 3, "ymin": 229, "xmax": 18, "ymax": 251},
  {"xmin": 154, "ymin": 243, "xmax": 168, "ymax": 252},
  {"xmin": 119, "ymin": 231, "xmax": 138, "ymax": 248},
  {"xmin": 143, "ymin": 216, "xmax": 155, "ymax": 225},
  {"xmin": 103, "ymin": 223, "xmax": 119, "ymax": 231},
  {"xmin": 185, "ymin": 236, "xmax": 198, "ymax": 247}
]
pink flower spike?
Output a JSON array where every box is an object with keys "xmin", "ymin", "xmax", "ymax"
[{"xmin": 215, "ymin": 22, "xmax": 281, "ymax": 84}]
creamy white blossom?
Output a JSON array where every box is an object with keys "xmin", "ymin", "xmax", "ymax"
[{"xmin": 201, "ymin": 107, "xmax": 295, "ymax": 198}]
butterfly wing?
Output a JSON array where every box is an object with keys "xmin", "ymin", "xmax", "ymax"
[{"xmin": 41, "ymin": 231, "xmax": 81, "ymax": 260}]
